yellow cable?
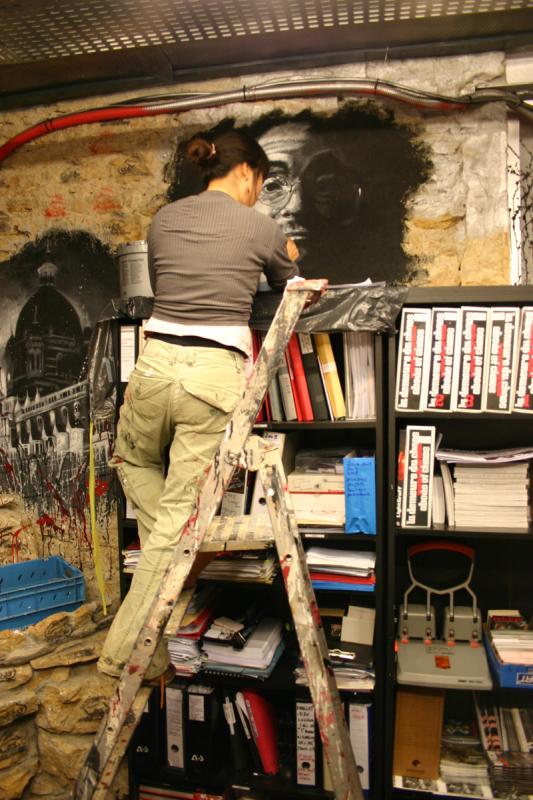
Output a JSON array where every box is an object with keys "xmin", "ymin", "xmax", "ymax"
[{"xmin": 89, "ymin": 419, "xmax": 108, "ymax": 615}]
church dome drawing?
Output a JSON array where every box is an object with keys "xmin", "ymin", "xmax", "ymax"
[{"xmin": 5, "ymin": 262, "xmax": 84, "ymax": 399}]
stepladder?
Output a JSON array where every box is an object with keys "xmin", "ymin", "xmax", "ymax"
[{"xmin": 74, "ymin": 279, "xmax": 364, "ymax": 800}]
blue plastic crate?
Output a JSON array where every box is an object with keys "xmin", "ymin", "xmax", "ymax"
[{"xmin": 0, "ymin": 556, "xmax": 85, "ymax": 631}]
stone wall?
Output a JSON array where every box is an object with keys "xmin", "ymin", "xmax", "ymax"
[
  {"xmin": 0, "ymin": 602, "xmax": 124, "ymax": 800},
  {"xmin": 0, "ymin": 51, "xmax": 513, "ymax": 284}
]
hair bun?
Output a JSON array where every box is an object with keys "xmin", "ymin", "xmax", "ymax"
[{"xmin": 185, "ymin": 137, "xmax": 217, "ymax": 167}]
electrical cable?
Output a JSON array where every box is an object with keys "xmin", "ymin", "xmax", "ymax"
[{"xmin": 0, "ymin": 77, "xmax": 531, "ymax": 165}]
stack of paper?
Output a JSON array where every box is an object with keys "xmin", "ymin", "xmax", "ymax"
[
  {"xmin": 295, "ymin": 605, "xmax": 375, "ymax": 691},
  {"xmin": 165, "ymin": 585, "xmax": 218, "ymax": 676},
  {"xmin": 343, "ymin": 331, "xmax": 376, "ymax": 420},
  {"xmin": 476, "ymin": 696, "xmax": 533, "ymax": 796},
  {"xmin": 436, "ymin": 447, "xmax": 532, "ymax": 529},
  {"xmin": 487, "ymin": 609, "xmax": 533, "ymax": 666},
  {"xmin": 199, "ymin": 550, "xmax": 278, "ymax": 583},
  {"xmin": 122, "ymin": 539, "xmax": 141, "ymax": 573},
  {"xmin": 453, "ymin": 462, "xmax": 529, "ymax": 528},
  {"xmin": 201, "ymin": 617, "xmax": 285, "ymax": 679},
  {"xmin": 305, "ymin": 547, "xmax": 376, "ymax": 592}
]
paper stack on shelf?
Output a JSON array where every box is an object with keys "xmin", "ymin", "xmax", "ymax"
[
  {"xmin": 165, "ymin": 584, "xmax": 219, "ymax": 676},
  {"xmin": 199, "ymin": 550, "xmax": 278, "ymax": 583},
  {"xmin": 487, "ymin": 609, "xmax": 533, "ymax": 666},
  {"xmin": 295, "ymin": 604, "xmax": 375, "ymax": 690},
  {"xmin": 436, "ymin": 447, "xmax": 533, "ymax": 529},
  {"xmin": 201, "ymin": 617, "xmax": 285, "ymax": 680},
  {"xmin": 122, "ymin": 539, "xmax": 141, "ymax": 573},
  {"xmin": 476, "ymin": 696, "xmax": 533, "ymax": 796},
  {"xmin": 343, "ymin": 331, "xmax": 376, "ymax": 420},
  {"xmin": 305, "ymin": 546, "xmax": 376, "ymax": 592}
]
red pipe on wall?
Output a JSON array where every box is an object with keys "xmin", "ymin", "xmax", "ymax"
[{"xmin": 0, "ymin": 78, "xmax": 478, "ymax": 166}]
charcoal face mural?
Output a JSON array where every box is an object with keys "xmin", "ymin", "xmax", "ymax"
[
  {"xmin": 0, "ymin": 229, "xmax": 118, "ymax": 568},
  {"xmin": 166, "ymin": 105, "xmax": 431, "ymax": 284}
]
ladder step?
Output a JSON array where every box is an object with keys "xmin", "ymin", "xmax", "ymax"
[{"xmin": 201, "ymin": 514, "xmax": 274, "ymax": 551}]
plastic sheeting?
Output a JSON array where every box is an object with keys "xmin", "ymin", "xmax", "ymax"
[
  {"xmin": 251, "ymin": 284, "xmax": 408, "ymax": 333},
  {"xmin": 87, "ymin": 285, "xmax": 407, "ymax": 421}
]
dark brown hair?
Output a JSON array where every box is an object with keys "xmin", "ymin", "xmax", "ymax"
[{"xmin": 184, "ymin": 130, "xmax": 269, "ymax": 183}]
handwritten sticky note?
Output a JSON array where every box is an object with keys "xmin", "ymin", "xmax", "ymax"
[{"xmin": 344, "ymin": 457, "xmax": 376, "ymax": 535}]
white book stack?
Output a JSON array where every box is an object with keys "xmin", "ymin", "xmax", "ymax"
[
  {"xmin": 343, "ymin": 331, "xmax": 376, "ymax": 420},
  {"xmin": 452, "ymin": 462, "xmax": 530, "ymax": 529}
]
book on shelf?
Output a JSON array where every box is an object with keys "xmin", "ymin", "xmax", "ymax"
[
  {"xmin": 219, "ymin": 466, "xmax": 252, "ymax": 516},
  {"xmin": 347, "ymin": 701, "xmax": 372, "ymax": 791},
  {"xmin": 400, "ymin": 425, "xmax": 436, "ymax": 528},
  {"xmin": 240, "ymin": 690, "xmax": 279, "ymax": 775},
  {"xmin": 266, "ymin": 372, "xmax": 284, "ymax": 421},
  {"xmin": 395, "ymin": 307, "xmax": 432, "ymax": 411},
  {"xmin": 249, "ymin": 431, "xmax": 297, "ymax": 516},
  {"xmin": 513, "ymin": 306, "xmax": 533, "ymax": 412},
  {"xmin": 313, "ymin": 332, "xmax": 346, "ymax": 419},
  {"xmin": 395, "ymin": 429, "xmax": 406, "ymax": 525},
  {"xmin": 344, "ymin": 330, "xmax": 376, "ymax": 420},
  {"xmin": 277, "ymin": 350, "xmax": 298, "ymax": 421},
  {"xmin": 297, "ymin": 332, "xmax": 330, "ymax": 420},
  {"xmin": 483, "ymin": 307, "xmax": 520, "ymax": 413},
  {"xmin": 287, "ymin": 333, "xmax": 314, "ymax": 421},
  {"xmin": 424, "ymin": 307, "xmax": 459, "ymax": 411},
  {"xmin": 295, "ymin": 700, "xmax": 320, "ymax": 787},
  {"xmin": 119, "ymin": 324, "xmax": 138, "ymax": 383},
  {"xmin": 452, "ymin": 306, "xmax": 490, "ymax": 412}
]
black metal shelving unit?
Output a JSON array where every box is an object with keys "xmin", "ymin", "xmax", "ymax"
[
  {"xmin": 114, "ymin": 321, "xmax": 388, "ymax": 799},
  {"xmin": 385, "ymin": 286, "xmax": 533, "ymax": 800}
]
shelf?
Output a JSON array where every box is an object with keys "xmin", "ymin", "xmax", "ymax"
[
  {"xmin": 301, "ymin": 527, "xmax": 377, "ymax": 542},
  {"xmin": 255, "ymin": 419, "xmax": 377, "ymax": 430},
  {"xmin": 395, "ymin": 411, "xmax": 533, "ymax": 421},
  {"xmin": 232, "ymin": 778, "xmax": 335, "ymax": 798},
  {"xmin": 395, "ymin": 526, "xmax": 533, "ymax": 540}
]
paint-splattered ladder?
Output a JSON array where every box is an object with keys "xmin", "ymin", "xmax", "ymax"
[{"xmin": 73, "ymin": 280, "xmax": 364, "ymax": 800}]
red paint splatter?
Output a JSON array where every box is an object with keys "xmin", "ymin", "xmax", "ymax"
[
  {"xmin": 92, "ymin": 187, "xmax": 122, "ymax": 212},
  {"xmin": 85, "ymin": 478, "xmax": 109, "ymax": 497},
  {"xmin": 44, "ymin": 194, "xmax": 66, "ymax": 217}
]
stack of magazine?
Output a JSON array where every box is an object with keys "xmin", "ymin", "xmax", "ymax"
[
  {"xmin": 436, "ymin": 446, "xmax": 533, "ymax": 530},
  {"xmin": 165, "ymin": 584, "xmax": 219, "ymax": 677},
  {"xmin": 305, "ymin": 546, "xmax": 376, "ymax": 592},
  {"xmin": 486, "ymin": 609, "xmax": 533, "ymax": 668},
  {"xmin": 476, "ymin": 696, "xmax": 533, "ymax": 796},
  {"xmin": 201, "ymin": 616, "xmax": 285, "ymax": 680},
  {"xmin": 199, "ymin": 549, "xmax": 278, "ymax": 584}
]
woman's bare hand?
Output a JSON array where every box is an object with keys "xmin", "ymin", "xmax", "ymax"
[{"xmin": 286, "ymin": 238, "xmax": 300, "ymax": 262}]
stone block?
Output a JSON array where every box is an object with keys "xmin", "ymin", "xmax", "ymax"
[
  {"xmin": 0, "ymin": 751, "xmax": 38, "ymax": 800},
  {"xmin": 0, "ymin": 719, "xmax": 35, "ymax": 770},
  {"xmin": 30, "ymin": 629, "xmax": 108, "ymax": 670},
  {"xmin": 0, "ymin": 665, "xmax": 32, "ymax": 692},
  {"xmin": 37, "ymin": 729, "xmax": 94, "ymax": 782},
  {"xmin": 36, "ymin": 663, "xmax": 115, "ymax": 734},
  {"xmin": 27, "ymin": 769, "xmax": 70, "ymax": 796},
  {"xmin": 0, "ymin": 689, "xmax": 38, "ymax": 728}
]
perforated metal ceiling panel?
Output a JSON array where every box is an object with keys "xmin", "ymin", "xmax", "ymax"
[
  {"xmin": 0, "ymin": 0, "xmax": 532, "ymax": 108},
  {"xmin": 1, "ymin": 0, "xmax": 532, "ymax": 64}
]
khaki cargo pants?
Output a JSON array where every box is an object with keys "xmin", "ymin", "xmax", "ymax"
[{"xmin": 98, "ymin": 337, "xmax": 245, "ymax": 679}]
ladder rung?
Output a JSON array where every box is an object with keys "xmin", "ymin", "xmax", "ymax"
[{"xmin": 201, "ymin": 515, "xmax": 274, "ymax": 551}]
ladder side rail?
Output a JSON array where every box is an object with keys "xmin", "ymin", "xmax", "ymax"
[
  {"xmin": 74, "ymin": 280, "xmax": 325, "ymax": 800},
  {"xmin": 259, "ymin": 454, "xmax": 364, "ymax": 800}
]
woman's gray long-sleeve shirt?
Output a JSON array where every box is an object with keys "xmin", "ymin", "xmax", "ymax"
[{"xmin": 148, "ymin": 190, "xmax": 298, "ymax": 327}]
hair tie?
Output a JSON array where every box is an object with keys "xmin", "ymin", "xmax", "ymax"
[{"xmin": 208, "ymin": 143, "xmax": 217, "ymax": 160}]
